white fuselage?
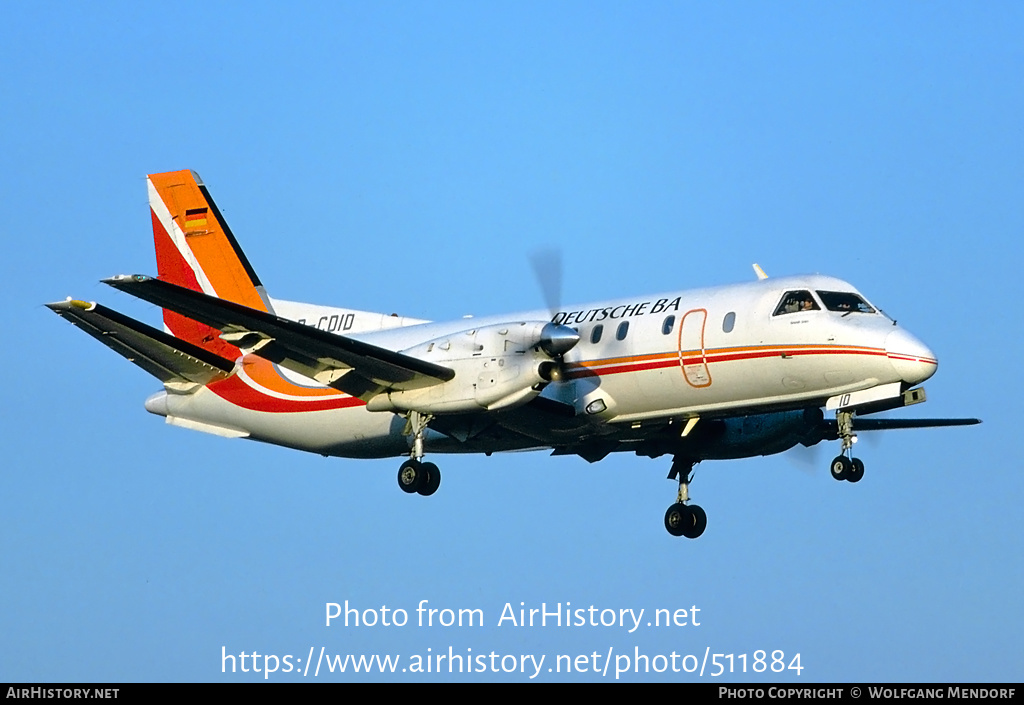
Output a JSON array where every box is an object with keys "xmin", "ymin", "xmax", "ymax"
[{"xmin": 148, "ymin": 273, "xmax": 937, "ymax": 459}]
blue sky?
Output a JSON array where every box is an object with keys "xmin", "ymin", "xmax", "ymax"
[{"xmin": 2, "ymin": 1, "xmax": 1021, "ymax": 682}]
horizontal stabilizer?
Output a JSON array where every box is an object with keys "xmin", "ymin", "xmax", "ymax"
[
  {"xmin": 102, "ymin": 275, "xmax": 455, "ymax": 400},
  {"xmin": 46, "ymin": 299, "xmax": 235, "ymax": 388}
]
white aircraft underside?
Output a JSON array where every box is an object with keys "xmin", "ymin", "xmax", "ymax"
[{"xmin": 48, "ymin": 169, "xmax": 979, "ymax": 538}]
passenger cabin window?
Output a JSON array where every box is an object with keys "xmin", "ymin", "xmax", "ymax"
[
  {"xmin": 616, "ymin": 321, "xmax": 629, "ymax": 341},
  {"xmin": 662, "ymin": 315, "xmax": 676, "ymax": 335},
  {"xmin": 590, "ymin": 325, "xmax": 603, "ymax": 344},
  {"xmin": 723, "ymin": 311, "xmax": 736, "ymax": 333},
  {"xmin": 816, "ymin": 291, "xmax": 876, "ymax": 314},
  {"xmin": 773, "ymin": 290, "xmax": 820, "ymax": 316}
]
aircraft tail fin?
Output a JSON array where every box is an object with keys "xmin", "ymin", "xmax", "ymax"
[{"xmin": 148, "ymin": 169, "xmax": 270, "ymax": 357}]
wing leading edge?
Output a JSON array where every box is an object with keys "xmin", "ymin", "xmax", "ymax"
[{"xmin": 102, "ymin": 275, "xmax": 455, "ymax": 400}]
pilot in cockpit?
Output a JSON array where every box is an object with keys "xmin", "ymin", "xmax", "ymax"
[{"xmin": 777, "ymin": 290, "xmax": 819, "ymax": 314}]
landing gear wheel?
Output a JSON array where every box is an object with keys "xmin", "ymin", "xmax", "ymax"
[
  {"xmin": 830, "ymin": 455, "xmax": 852, "ymax": 481},
  {"xmin": 686, "ymin": 505, "xmax": 707, "ymax": 539},
  {"xmin": 398, "ymin": 459, "xmax": 425, "ymax": 494},
  {"xmin": 417, "ymin": 462, "xmax": 441, "ymax": 496},
  {"xmin": 847, "ymin": 458, "xmax": 864, "ymax": 483},
  {"xmin": 664, "ymin": 503, "xmax": 707, "ymax": 539},
  {"xmin": 665, "ymin": 503, "xmax": 688, "ymax": 537}
]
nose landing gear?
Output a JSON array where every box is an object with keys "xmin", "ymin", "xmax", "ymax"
[{"xmin": 830, "ymin": 409, "xmax": 864, "ymax": 483}]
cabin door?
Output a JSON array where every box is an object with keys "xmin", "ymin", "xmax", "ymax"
[{"xmin": 678, "ymin": 308, "xmax": 711, "ymax": 388}]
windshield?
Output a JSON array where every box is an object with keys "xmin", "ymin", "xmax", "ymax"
[
  {"xmin": 816, "ymin": 291, "xmax": 876, "ymax": 314},
  {"xmin": 773, "ymin": 290, "xmax": 820, "ymax": 316}
]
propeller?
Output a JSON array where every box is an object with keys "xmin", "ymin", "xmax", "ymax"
[
  {"xmin": 529, "ymin": 247, "xmax": 578, "ymax": 381},
  {"xmin": 529, "ymin": 247, "xmax": 563, "ymax": 315}
]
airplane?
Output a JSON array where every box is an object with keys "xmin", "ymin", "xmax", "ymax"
[{"xmin": 47, "ymin": 169, "xmax": 980, "ymax": 538}]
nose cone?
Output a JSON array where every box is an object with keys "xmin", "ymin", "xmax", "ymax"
[{"xmin": 886, "ymin": 328, "xmax": 938, "ymax": 385}]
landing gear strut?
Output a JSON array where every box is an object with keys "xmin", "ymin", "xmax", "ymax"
[
  {"xmin": 396, "ymin": 411, "xmax": 441, "ymax": 496},
  {"xmin": 830, "ymin": 409, "xmax": 864, "ymax": 483},
  {"xmin": 664, "ymin": 457, "xmax": 706, "ymax": 539}
]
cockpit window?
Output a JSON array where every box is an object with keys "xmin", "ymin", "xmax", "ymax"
[
  {"xmin": 773, "ymin": 290, "xmax": 820, "ymax": 316},
  {"xmin": 816, "ymin": 291, "xmax": 876, "ymax": 314}
]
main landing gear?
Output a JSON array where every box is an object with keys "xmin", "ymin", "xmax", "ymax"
[
  {"xmin": 396, "ymin": 410, "xmax": 441, "ymax": 496},
  {"xmin": 830, "ymin": 409, "xmax": 864, "ymax": 483},
  {"xmin": 664, "ymin": 457, "xmax": 706, "ymax": 539}
]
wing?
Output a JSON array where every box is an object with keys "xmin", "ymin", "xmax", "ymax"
[
  {"xmin": 846, "ymin": 418, "xmax": 982, "ymax": 431},
  {"xmin": 102, "ymin": 275, "xmax": 455, "ymax": 400},
  {"xmin": 482, "ymin": 408, "xmax": 983, "ymax": 463},
  {"xmin": 46, "ymin": 299, "xmax": 235, "ymax": 389},
  {"xmin": 814, "ymin": 416, "xmax": 981, "ymax": 442}
]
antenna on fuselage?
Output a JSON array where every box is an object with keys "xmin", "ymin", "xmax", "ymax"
[{"xmin": 753, "ymin": 263, "xmax": 769, "ymax": 280}]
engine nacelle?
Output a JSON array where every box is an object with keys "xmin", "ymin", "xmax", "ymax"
[{"xmin": 365, "ymin": 321, "xmax": 573, "ymax": 414}]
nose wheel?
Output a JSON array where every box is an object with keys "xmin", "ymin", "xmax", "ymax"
[
  {"xmin": 830, "ymin": 455, "xmax": 864, "ymax": 483},
  {"xmin": 665, "ymin": 456, "xmax": 706, "ymax": 539}
]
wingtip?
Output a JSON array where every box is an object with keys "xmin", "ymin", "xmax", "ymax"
[
  {"xmin": 102, "ymin": 274, "xmax": 152, "ymax": 287},
  {"xmin": 46, "ymin": 298, "xmax": 96, "ymax": 312}
]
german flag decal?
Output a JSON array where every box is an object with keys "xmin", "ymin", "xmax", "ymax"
[{"xmin": 184, "ymin": 207, "xmax": 208, "ymax": 228}]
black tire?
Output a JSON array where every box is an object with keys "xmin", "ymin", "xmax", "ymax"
[
  {"xmin": 398, "ymin": 459, "xmax": 424, "ymax": 493},
  {"xmin": 417, "ymin": 462, "xmax": 441, "ymax": 496},
  {"xmin": 684, "ymin": 505, "xmax": 707, "ymax": 539},
  {"xmin": 830, "ymin": 455, "xmax": 851, "ymax": 481},
  {"xmin": 664, "ymin": 503, "xmax": 690, "ymax": 537},
  {"xmin": 847, "ymin": 458, "xmax": 864, "ymax": 483}
]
